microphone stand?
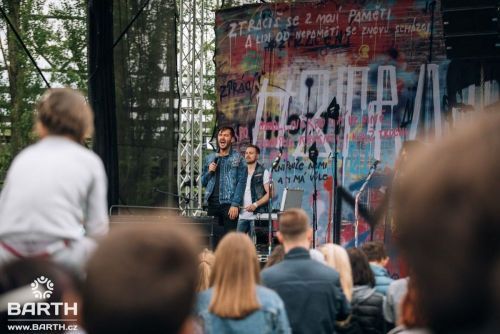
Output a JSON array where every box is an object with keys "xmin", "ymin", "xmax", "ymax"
[
  {"xmin": 268, "ymin": 159, "xmax": 279, "ymax": 256},
  {"xmin": 308, "ymin": 142, "xmax": 319, "ymax": 248},
  {"xmin": 311, "ymin": 160, "xmax": 318, "ymax": 248},
  {"xmin": 327, "ymin": 97, "xmax": 341, "ymax": 244},
  {"xmin": 354, "ymin": 162, "xmax": 379, "ymax": 247}
]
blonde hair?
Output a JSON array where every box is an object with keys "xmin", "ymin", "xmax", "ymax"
[
  {"xmin": 197, "ymin": 248, "xmax": 215, "ymax": 292},
  {"xmin": 320, "ymin": 243, "xmax": 353, "ymax": 301},
  {"xmin": 36, "ymin": 88, "xmax": 94, "ymax": 142},
  {"xmin": 209, "ymin": 233, "xmax": 260, "ymax": 318}
]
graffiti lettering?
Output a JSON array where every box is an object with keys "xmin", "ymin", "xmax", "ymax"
[
  {"xmin": 361, "ymin": 25, "xmax": 389, "ymax": 36},
  {"xmin": 395, "ymin": 22, "xmax": 430, "ymax": 34},
  {"xmin": 348, "ymin": 8, "xmax": 392, "ymax": 24},
  {"xmin": 219, "ymin": 73, "xmax": 261, "ymax": 100}
]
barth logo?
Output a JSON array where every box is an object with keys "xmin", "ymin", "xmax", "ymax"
[
  {"xmin": 7, "ymin": 276, "xmax": 78, "ymax": 317},
  {"xmin": 31, "ymin": 276, "xmax": 54, "ymax": 299}
]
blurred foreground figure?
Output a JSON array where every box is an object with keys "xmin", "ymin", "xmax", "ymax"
[
  {"xmin": 0, "ymin": 88, "xmax": 108, "ymax": 271},
  {"xmin": 394, "ymin": 113, "xmax": 500, "ymax": 333},
  {"xmin": 83, "ymin": 223, "xmax": 198, "ymax": 334}
]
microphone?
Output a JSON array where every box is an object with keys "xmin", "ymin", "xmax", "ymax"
[
  {"xmin": 210, "ymin": 154, "xmax": 219, "ymax": 173},
  {"xmin": 272, "ymin": 148, "xmax": 283, "ymax": 170},
  {"xmin": 370, "ymin": 160, "xmax": 381, "ymax": 171}
]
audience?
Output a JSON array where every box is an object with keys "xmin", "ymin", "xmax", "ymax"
[
  {"xmin": 261, "ymin": 209, "xmax": 350, "ymax": 334},
  {"xmin": 83, "ymin": 223, "xmax": 198, "ymax": 334},
  {"xmin": 320, "ymin": 243, "xmax": 353, "ymax": 302},
  {"xmin": 0, "ymin": 88, "xmax": 108, "ymax": 272},
  {"xmin": 393, "ymin": 113, "xmax": 500, "ymax": 333},
  {"xmin": 347, "ymin": 248, "xmax": 386, "ymax": 334},
  {"xmin": 361, "ymin": 241, "xmax": 393, "ymax": 295},
  {"xmin": 196, "ymin": 232, "xmax": 290, "ymax": 334},
  {"xmin": 2, "ymin": 90, "xmax": 500, "ymax": 334},
  {"xmin": 197, "ymin": 248, "xmax": 215, "ymax": 292}
]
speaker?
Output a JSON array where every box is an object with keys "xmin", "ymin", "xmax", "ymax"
[{"xmin": 441, "ymin": 0, "xmax": 500, "ymax": 59}]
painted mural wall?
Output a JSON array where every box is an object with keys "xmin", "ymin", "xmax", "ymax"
[{"xmin": 214, "ymin": 0, "xmax": 500, "ymax": 263}]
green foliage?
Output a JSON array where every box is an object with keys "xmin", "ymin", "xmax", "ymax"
[{"xmin": 0, "ymin": 0, "xmax": 87, "ymax": 182}]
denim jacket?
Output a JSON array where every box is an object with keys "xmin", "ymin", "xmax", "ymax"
[
  {"xmin": 196, "ymin": 285, "xmax": 291, "ymax": 334},
  {"xmin": 201, "ymin": 149, "xmax": 247, "ymax": 207}
]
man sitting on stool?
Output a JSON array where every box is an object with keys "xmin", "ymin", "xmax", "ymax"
[{"xmin": 237, "ymin": 145, "xmax": 270, "ymax": 242}]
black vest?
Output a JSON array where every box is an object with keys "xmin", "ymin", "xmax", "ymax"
[{"xmin": 250, "ymin": 163, "xmax": 268, "ymax": 214}]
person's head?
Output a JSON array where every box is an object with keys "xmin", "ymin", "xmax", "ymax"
[
  {"xmin": 320, "ymin": 243, "xmax": 353, "ymax": 301},
  {"xmin": 245, "ymin": 144, "xmax": 260, "ymax": 165},
  {"xmin": 394, "ymin": 113, "xmax": 500, "ymax": 332},
  {"xmin": 347, "ymin": 248, "xmax": 375, "ymax": 287},
  {"xmin": 83, "ymin": 223, "xmax": 198, "ymax": 334},
  {"xmin": 36, "ymin": 88, "xmax": 93, "ymax": 143},
  {"xmin": 0, "ymin": 259, "xmax": 81, "ymax": 333},
  {"xmin": 361, "ymin": 241, "xmax": 389, "ymax": 267},
  {"xmin": 197, "ymin": 248, "xmax": 215, "ymax": 292},
  {"xmin": 264, "ymin": 244, "xmax": 285, "ymax": 269},
  {"xmin": 277, "ymin": 209, "xmax": 312, "ymax": 251},
  {"xmin": 217, "ymin": 126, "xmax": 235, "ymax": 152},
  {"xmin": 209, "ymin": 232, "xmax": 260, "ymax": 319}
]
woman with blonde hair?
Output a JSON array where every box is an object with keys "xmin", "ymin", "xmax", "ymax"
[
  {"xmin": 320, "ymin": 243, "xmax": 353, "ymax": 301},
  {"xmin": 196, "ymin": 232, "xmax": 290, "ymax": 333},
  {"xmin": 197, "ymin": 248, "xmax": 215, "ymax": 292}
]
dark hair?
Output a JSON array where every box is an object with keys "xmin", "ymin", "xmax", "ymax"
[
  {"xmin": 361, "ymin": 241, "xmax": 387, "ymax": 262},
  {"xmin": 348, "ymin": 248, "xmax": 375, "ymax": 287},
  {"xmin": 0, "ymin": 259, "xmax": 81, "ymax": 333},
  {"xmin": 217, "ymin": 126, "xmax": 235, "ymax": 138},
  {"xmin": 246, "ymin": 144, "xmax": 260, "ymax": 154},
  {"xmin": 264, "ymin": 245, "xmax": 285, "ymax": 269},
  {"xmin": 394, "ymin": 113, "xmax": 500, "ymax": 332},
  {"xmin": 83, "ymin": 223, "xmax": 198, "ymax": 334}
]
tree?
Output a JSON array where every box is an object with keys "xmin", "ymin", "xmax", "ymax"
[{"xmin": 0, "ymin": 0, "xmax": 87, "ymax": 182}]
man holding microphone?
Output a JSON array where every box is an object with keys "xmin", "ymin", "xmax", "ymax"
[{"xmin": 202, "ymin": 126, "xmax": 247, "ymax": 244}]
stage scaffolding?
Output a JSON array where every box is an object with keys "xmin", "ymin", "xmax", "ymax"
[{"xmin": 178, "ymin": 0, "xmax": 207, "ymax": 215}]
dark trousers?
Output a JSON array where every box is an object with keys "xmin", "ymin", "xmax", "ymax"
[{"xmin": 207, "ymin": 203, "xmax": 238, "ymax": 248}]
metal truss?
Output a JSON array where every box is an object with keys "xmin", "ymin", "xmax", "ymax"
[{"xmin": 177, "ymin": 0, "xmax": 206, "ymax": 215}]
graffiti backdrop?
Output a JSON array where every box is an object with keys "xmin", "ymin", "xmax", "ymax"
[{"xmin": 215, "ymin": 0, "xmax": 500, "ymax": 266}]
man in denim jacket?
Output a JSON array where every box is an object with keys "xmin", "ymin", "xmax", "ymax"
[{"xmin": 202, "ymin": 126, "xmax": 247, "ymax": 242}]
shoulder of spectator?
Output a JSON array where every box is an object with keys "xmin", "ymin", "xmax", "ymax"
[
  {"xmin": 195, "ymin": 288, "xmax": 213, "ymax": 311},
  {"xmin": 256, "ymin": 285, "xmax": 285, "ymax": 308}
]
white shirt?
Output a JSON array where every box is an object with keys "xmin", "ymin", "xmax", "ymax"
[
  {"xmin": 239, "ymin": 168, "xmax": 270, "ymax": 220},
  {"xmin": 0, "ymin": 136, "xmax": 109, "ymax": 241}
]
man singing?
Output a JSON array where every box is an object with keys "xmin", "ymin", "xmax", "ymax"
[
  {"xmin": 202, "ymin": 126, "xmax": 246, "ymax": 242},
  {"xmin": 237, "ymin": 144, "xmax": 270, "ymax": 241}
]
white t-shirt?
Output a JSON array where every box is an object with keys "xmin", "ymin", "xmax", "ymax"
[
  {"xmin": 239, "ymin": 168, "xmax": 270, "ymax": 220},
  {"xmin": 0, "ymin": 136, "xmax": 109, "ymax": 241}
]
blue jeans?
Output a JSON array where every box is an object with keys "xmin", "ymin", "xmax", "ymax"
[{"xmin": 237, "ymin": 219, "xmax": 255, "ymax": 243}]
